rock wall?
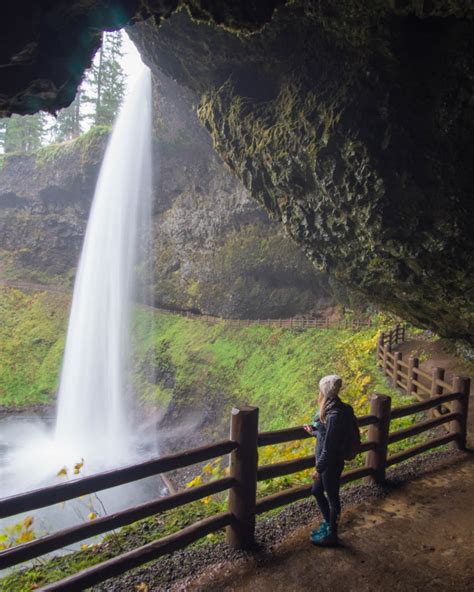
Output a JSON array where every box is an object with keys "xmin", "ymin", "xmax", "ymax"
[
  {"xmin": 127, "ymin": 4, "xmax": 474, "ymax": 341},
  {"xmin": 0, "ymin": 72, "xmax": 331, "ymax": 317}
]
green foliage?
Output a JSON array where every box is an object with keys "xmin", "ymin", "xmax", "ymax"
[
  {"xmin": 34, "ymin": 125, "xmax": 110, "ymax": 168},
  {"xmin": 0, "ymin": 516, "xmax": 35, "ymax": 551},
  {"xmin": 133, "ymin": 310, "xmax": 404, "ymax": 433},
  {"xmin": 85, "ymin": 31, "xmax": 126, "ymax": 127},
  {"xmin": 0, "ymin": 287, "xmax": 68, "ymax": 407},
  {"xmin": 1, "ymin": 113, "xmax": 49, "ymax": 153},
  {"xmin": 53, "ymin": 89, "xmax": 85, "ymax": 142}
]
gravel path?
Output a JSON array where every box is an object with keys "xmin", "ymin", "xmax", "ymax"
[{"xmin": 92, "ymin": 449, "xmax": 469, "ymax": 592}]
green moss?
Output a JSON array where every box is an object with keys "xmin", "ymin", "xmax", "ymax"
[
  {"xmin": 132, "ymin": 309, "xmax": 406, "ymax": 433},
  {"xmin": 34, "ymin": 125, "xmax": 110, "ymax": 168},
  {"xmin": 0, "ymin": 287, "xmax": 69, "ymax": 407}
]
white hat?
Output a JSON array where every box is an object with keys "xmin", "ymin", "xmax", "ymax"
[{"xmin": 319, "ymin": 375, "xmax": 342, "ymax": 399}]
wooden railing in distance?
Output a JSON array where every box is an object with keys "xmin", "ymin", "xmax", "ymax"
[
  {"xmin": 0, "ymin": 388, "xmax": 469, "ymax": 591},
  {"xmin": 376, "ymin": 324, "xmax": 471, "ymax": 429},
  {"xmin": 183, "ymin": 312, "xmax": 372, "ymax": 331}
]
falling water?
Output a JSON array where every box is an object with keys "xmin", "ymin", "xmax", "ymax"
[
  {"xmin": 54, "ymin": 65, "xmax": 152, "ymax": 467},
  {"xmin": 0, "ymin": 65, "xmax": 161, "ymax": 557}
]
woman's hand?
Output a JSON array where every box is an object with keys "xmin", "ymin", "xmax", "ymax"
[
  {"xmin": 303, "ymin": 424, "xmax": 313, "ymax": 433},
  {"xmin": 312, "ymin": 470, "xmax": 320, "ymax": 481}
]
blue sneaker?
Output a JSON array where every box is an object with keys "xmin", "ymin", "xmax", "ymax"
[
  {"xmin": 311, "ymin": 528, "xmax": 338, "ymax": 547},
  {"xmin": 310, "ymin": 521, "xmax": 329, "ymax": 537}
]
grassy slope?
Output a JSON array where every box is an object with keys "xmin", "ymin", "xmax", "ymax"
[
  {"xmin": 0, "ymin": 288, "xmax": 69, "ymax": 408},
  {"xmin": 0, "ymin": 286, "xmax": 408, "ymax": 421},
  {"xmin": 133, "ymin": 309, "xmax": 411, "ymax": 433}
]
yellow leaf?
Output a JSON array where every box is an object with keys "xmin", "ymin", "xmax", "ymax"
[
  {"xmin": 73, "ymin": 459, "xmax": 84, "ymax": 475},
  {"xmin": 18, "ymin": 531, "xmax": 35, "ymax": 544},
  {"xmin": 56, "ymin": 467, "xmax": 68, "ymax": 478},
  {"xmin": 88, "ymin": 512, "xmax": 97, "ymax": 521},
  {"xmin": 201, "ymin": 496, "xmax": 212, "ymax": 504},
  {"xmin": 23, "ymin": 515, "xmax": 34, "ymax": 529},
  {"xmin": 135, "ymin": 583, "xmax": 148, "ymax": 592},
  {"xmin": 185, "ymin": 475, "xmax": 202, "ymax": 488},
  {"xmin": 81, "ymin": 544, "xmax": 89, "ymax": 551}
]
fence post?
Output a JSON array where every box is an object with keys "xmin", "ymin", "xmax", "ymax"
[
  {"xmin": 377, "ymin": 333, "xmax": 385, "ymax": 363},
  {"xmin": 392, "ymin": 351, "xmax": 402, "ymax": 387},
  {"xmin": 430, "ymin": 367, "xmax": 445, "ymax": 417},
  {"xmin": 226, "ymin": 406, "xmax": 259, "ymax": 550},
  {"xmin": 365, "ymin": 394, "xmax": 391, "ymax": 484},
  {"xmin": 450, "ymin": 376, "xmax": 470, "ymax": 450},
  {"xmin": 382, "ymin": 345, "xmax": 389, "ymax": 376},
  {"xmin": 401, "ymin": 324, "xmax": 406, "ymax": 341},
  {"xmin": 407, "ymin": 356, "xmax": 419, "ymax": 395}
]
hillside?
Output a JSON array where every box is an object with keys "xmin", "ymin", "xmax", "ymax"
[{"xmin": 0, "ymin": 285, "xmax": 406, "ymax": 431}]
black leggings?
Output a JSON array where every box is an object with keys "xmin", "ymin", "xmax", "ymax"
[{"xmin": 311, "ymin": 460, "xmax": 344, "ymax": 532}]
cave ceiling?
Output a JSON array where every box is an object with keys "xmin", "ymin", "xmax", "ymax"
[{"xmin": 1, "ymin": 1, "xmax": 473, "ymax": 341}]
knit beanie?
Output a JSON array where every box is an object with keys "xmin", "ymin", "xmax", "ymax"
[{"xmin": 319, "ymin": 375, "xmax": 343, "ymax": 399}]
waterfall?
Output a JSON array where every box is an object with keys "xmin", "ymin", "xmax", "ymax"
[{"xmin": 54, "ymin": 65, "xmax": 152, "ymax": 467}]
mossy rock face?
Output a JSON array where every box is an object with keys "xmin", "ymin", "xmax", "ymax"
[
  {"xmin": 0, "ymin": 129, "xmax": 108, "ymax": 276},
  {"xmin": 128, "ymin": 4, "xmax": 474, "ymax": 342}
]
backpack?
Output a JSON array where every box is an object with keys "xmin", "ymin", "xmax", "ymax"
[{"xmin": 342, "ymin": 404, "xmax": 361, "ymax": 460}]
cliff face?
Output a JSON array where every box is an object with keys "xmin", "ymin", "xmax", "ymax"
[
  {"xmin": 127, "ymin": 5, "xmax": 474, "ymax": 341},
  {"xmin": 1, "ymin": 1, "xmax": 473, "ymax": 338},
  {"xmin": 0, "ymin": 73, "xmax": 330, "ymax": 317},
  {"xmin": 0, "ymin": 128, "xmax": 107, "ymax": 277}
]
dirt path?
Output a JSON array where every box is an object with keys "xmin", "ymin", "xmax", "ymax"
[
  {"xmin": 394, "ymin": 338, "xmax": 474, "ymax": 447},
  {"xmin": 185, "ymin": 454, "xmax": 474, "ymax": 592}
]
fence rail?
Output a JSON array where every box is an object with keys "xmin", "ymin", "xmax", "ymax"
[
  {"xmin": 182, "ymin": 312, "xmax": 372, "ymax": 331},
  {"xmin": 0, "ymin": 382, "xmax": 470, "ymax": 589},
  {"xmin": 376, "ymin": 324, "xmax": 471, "ymax": 423}
]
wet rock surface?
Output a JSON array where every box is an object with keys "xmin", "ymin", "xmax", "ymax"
[{"xmin": 129, "ymin": 5, "xmax": 474, "ymax": 342}]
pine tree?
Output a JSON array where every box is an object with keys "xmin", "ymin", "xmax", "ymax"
[
  {"xmin": 54, "ymin": 88, "xmax": 84, "ymax": 142},
  {"xmin": 86, "ymin": 31, "xmax": 126, "ymax": 127},
  {"xmin": 3, "ymin": 113, "xmax": 46, "ymax": 153}
]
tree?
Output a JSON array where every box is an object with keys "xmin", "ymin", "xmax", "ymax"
[
  {"xmin": 54, "ymin": 88, "xmax": 85, "ymax": 142},
  {"xmin": 2, "ymin": 113, "xmax": 47, "ymax": 153},
  {"xmin": 86, "ymin": 31, "xmax": 126, "ymax": 126}
]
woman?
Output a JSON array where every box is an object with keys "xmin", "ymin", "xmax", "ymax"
[{"xmin": 304, "ymin": 374, "xmax": 348, "ymax": 547}]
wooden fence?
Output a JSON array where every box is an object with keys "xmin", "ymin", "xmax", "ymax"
[
  {"xmin": 182, "ymin": 312, "xmax": 372, "ymax": 331},
  {"xmin": 376, "ymin": 323, "xmax": 471, "ymax": 417},
  {"xmin": 0, "ymin": 388, "xmax": 469, "ymax": 591}
]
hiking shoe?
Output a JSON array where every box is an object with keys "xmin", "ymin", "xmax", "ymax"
[
  {"xmin": 310, "ymin": 521, "xmax": 329, "ymax": 537},
  {"xmin": 311, "ymin": 528, "xmax": 338, "ymax": 547}
]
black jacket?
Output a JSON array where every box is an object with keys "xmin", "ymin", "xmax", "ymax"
[{"xmin": 310, "ymin": 399, "xmax": 349, "ymax": 473}]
